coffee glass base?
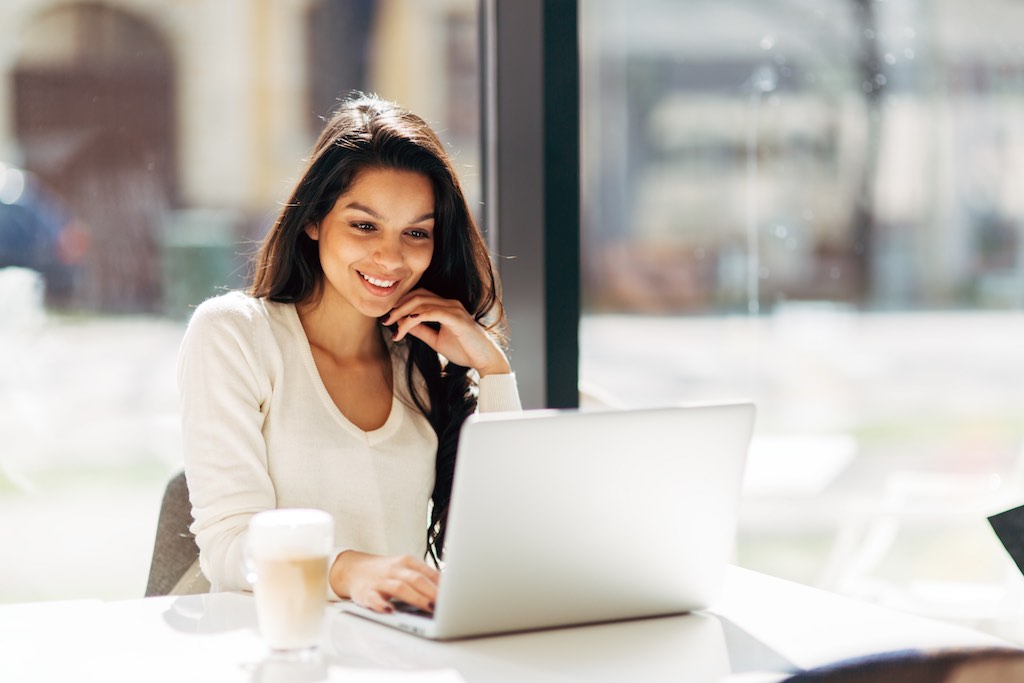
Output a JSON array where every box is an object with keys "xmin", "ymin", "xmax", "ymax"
[{"xmin": 254, "ymin": 648, "xmax": 327, "ymax": 683}]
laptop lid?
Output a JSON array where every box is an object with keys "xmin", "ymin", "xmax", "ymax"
[{"xmin": 402, "ymin": 401, "xmax": 755, "ymax": 639}]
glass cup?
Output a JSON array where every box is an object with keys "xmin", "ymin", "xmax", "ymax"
[{"xmin": 246, "ymin": 509, "xmax": 334, "ymax": 654}]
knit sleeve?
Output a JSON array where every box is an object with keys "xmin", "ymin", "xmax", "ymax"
[
  {"xmin": 477, "ymin": 372, "xmax": 522, "ymax": 413},
  {"xmin": 177, "ymin": 293, "xmax": 275, "ymax": 592}
]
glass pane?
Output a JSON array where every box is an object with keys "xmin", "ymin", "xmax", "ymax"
[
  {"xmin": 581, "ymin": 0, "xmax": 1024, "ymax": 635},
  {"xmin": 0, "ymin": 0, "xmax": 480, "ymax": 602}
]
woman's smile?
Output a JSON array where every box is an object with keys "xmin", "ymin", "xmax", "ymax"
[
  {"xmin": 358, "ymin": 270, "xmax": 401, "ymax": 295},
  {"xmin": 360, "ymin": 272, "xmax": 398, "ymax": 289}
]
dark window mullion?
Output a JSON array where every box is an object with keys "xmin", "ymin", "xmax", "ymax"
[{"xmin": 481, "ymin": 0, "xmax": 579, "ymax": 409}]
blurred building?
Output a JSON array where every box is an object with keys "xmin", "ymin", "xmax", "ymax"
[{"xmin": 0, "ymin": 0, "xmax": 477, "ymax": 313}]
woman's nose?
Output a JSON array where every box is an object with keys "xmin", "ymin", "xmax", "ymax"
[{"xmin": 373, "ymin": 236, "xmax": 403, "ymax": 268}]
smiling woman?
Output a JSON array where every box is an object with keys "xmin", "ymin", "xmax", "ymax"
[{"xmin": 178, "ymin": 93, "xmax": 520, "ymax": 616}]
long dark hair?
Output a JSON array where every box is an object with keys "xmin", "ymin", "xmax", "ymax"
[{"xmin": 250, "ymin": 93, "xmax": 504, "ymax": 563}]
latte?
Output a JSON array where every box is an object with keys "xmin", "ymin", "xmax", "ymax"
[
  {"xmin": 252, "ymin": 554, "xmax": 329, "ymax": 650},
  {"xmin": 247, "ymin": 509, "xmax": 334, "ymax": 652}
]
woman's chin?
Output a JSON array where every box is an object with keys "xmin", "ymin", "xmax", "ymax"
[{"xmin": 358, "ymin": 301, "xmax": 395, "ymax": 321}]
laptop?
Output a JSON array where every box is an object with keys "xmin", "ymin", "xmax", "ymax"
[{"xmin": 342, "ymin": 401, "xmax": 756, "ymax": 640}]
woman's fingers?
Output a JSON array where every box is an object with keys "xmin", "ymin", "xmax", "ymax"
[
  {"xmin": 391, "ymin": 305, "xmax": 465, "ymax": 343},
  {"xmin": 361, "ymin": 591, "xmax": 396, "ymax": 614},
  {"xmin": 385, "ymin": 292, "xmax": 465, "ymax": 338},
  {"xmin": 382, "ymin": 578, "xmax": 436, "ymax": 612},
  {"xmin": 385, "ymin": 289, "xmax": 473, "ymax": 324},
  {"xmin": 380, "ymin": 290, "xmax": 509, "ymax": 375},
  {"xmin": 347, "ymin": 554, "xmax": 440, "ymax": 614}
]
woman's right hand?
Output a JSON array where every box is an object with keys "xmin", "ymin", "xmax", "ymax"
[{"xmin": 330, "ymin": 550, "xmax": 439, "ymax": 613}]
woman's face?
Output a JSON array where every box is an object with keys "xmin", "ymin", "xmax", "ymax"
[{"xmin": 306, "ymin": 166, "xmax": 435, "ymax": 320}]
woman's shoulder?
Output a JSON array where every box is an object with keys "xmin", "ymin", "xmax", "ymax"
[
  {"xmin": 192, "ymin": 290, "xmax": 297, "ymax": 326},
  {"xmin": 191, "ymin": 290, "xmax": 260, "ymax": 318},
  {"xmin": 186, "ymin": 291, "xmax": 278, "ymax": 337},
  {"xmin": 185, "ymin": 291, "xmax": 301, "ymax": 349}
]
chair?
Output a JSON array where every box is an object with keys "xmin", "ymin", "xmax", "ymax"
[{"xmin": 145, "ymin": 470, "xmax": 208, "ymax": 596}]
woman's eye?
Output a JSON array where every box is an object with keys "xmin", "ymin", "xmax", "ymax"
[
  {"xmin": 407, "ymin": 229, "xmax": 432, "ymax": 240},
  {"xmin": 352, "ymin": 222, "xmax": 376, "ymax": 232}
]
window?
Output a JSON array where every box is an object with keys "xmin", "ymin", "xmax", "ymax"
[{"xmin": 580, "ymin": 0, "xmax": 1024, "ymax": 633}]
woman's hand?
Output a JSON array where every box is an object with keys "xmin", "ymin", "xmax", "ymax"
[
  {"xmin": 383, "ymin": 289, "xmax": 511, "ymax": 377},
  {"xmin": 331, "ymin": 551, "xmax": 440, "ymax": 613}
]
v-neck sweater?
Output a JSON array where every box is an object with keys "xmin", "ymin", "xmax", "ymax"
[{"xmin": 177, "ymin": 291, "xmax": 521, "ymax": 594}]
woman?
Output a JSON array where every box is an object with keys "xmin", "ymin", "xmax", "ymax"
[{"xmin": 178, "ymin": 93, "xmax": 520, "ymax": 615}]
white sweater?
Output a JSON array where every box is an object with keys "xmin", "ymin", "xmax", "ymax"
[{"xmin": 177, "ymin": 291, "xmax": 521, "ymax": 594}]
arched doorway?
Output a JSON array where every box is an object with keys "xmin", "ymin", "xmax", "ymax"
[{"xmin": 13, "ymin": 3, "xmax": 176, "ymax": 312}]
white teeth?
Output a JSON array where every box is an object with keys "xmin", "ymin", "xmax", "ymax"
[{"xmin": 361, "ymin": 273, "xmax": 397, "ymax": 288}]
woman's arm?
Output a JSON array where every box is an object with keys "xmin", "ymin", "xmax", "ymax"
[
  {"xmin": 384, "ymin": 289, "xmax": 522, "ymax": 413},
  {"xmin": 177, "ymin": 295, "xmax": 275, "ymax": 592},
  {"xmin": 477, "ymin": 372, "xmax": 522, "ymax": 413}
]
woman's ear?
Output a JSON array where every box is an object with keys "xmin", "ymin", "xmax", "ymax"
[{"xmin": 304, "ymin": 223, "xmax": 319, "ymax": 241}]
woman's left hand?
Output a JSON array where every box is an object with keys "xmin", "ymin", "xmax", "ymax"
[{"xmin": 383, "ymin": 288, "xmax": 511, "ymax": 376}]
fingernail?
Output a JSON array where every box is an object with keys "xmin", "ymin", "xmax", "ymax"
[
  {"xmin": 383, "ymin": 605, "xmax": 395, "ymax": 614},
  {"xmin": 428, "ymin": 602, "xmax": 435, "ymax": 611},
  {"xmin": 408, "ymin": 313, "xmax": 419, "ymax": 318}
]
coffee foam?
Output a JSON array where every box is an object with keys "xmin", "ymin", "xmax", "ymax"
[{"xmin": 248, "ymin": 508, "xmax": 334, "ymax": 559}]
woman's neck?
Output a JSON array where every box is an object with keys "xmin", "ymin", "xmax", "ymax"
[{"xmin": 296, "ymin": 295, "xmax": 384, "ymax": 362}]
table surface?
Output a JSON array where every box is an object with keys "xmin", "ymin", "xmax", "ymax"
[{"xmin": 1, "ymin": 566, "xmax": 1013, "ymax": 683}]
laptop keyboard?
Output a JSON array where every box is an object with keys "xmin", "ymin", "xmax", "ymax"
[{"xmin": 392, "ymin": 601, "xmax": 434, "ymax": 619}]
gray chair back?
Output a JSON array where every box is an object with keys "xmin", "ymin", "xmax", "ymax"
[{"xmin": 145, "ymin": 471, "xmax": 200, "ymax": 596}]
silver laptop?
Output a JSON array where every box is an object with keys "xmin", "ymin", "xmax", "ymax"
[{"xmin": 342, "ymin": 401, "xmax": 756, "ymax": 640}]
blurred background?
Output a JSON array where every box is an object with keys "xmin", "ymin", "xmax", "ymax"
[{"xmin": 3, "ymin": 0, "xmax": 1024, "ymax": 644}]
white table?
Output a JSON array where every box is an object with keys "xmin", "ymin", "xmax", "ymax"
[{"xmin": 0, "ymin": 567, "xmax": 1013, "ymax": 683}]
